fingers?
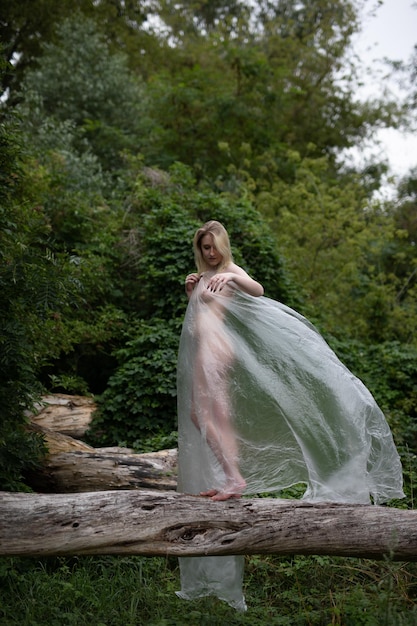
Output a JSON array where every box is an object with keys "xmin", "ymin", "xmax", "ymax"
[
  {"xmin": 207, "ymin": 276, "xmax": 227, "ymax": 292},
  {"xmin": 185, "ymin": 272, "xmax": 231, "ymax": 293},
  {"xmin": 185, "ymin": 273, "xmax": 200, "ymax": 294}
]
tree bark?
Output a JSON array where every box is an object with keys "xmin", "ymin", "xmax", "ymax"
[
  {"xmin": 28, "ymin": 394, "xmax": 96, "ymax": 438},
  {"xmin": 1, "ymin": 490, "xmax": 416, "ymax": 560},
  {"xmin": 29, "ymin": 423, "xmax": 95, "ymax": 454},
  {"xmin": 26, "ymin": 425, "xmax": 177, "ymax": 492},
  {"xmin": 29, "ymin": 448, "xmax": 178, "ymax": 492}
]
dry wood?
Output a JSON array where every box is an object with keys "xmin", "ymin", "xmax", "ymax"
[
  {"xmin": 29, "ymin": 394, "xmax": 96, "ymax": 438},
  {"xmin": 30, "ymin": 448, "xmax": 178, "ymax": 492},
  {"xmin": 28, "ymin": 423, "xmax": 136, "ymax": 456},
  {"xmin": 29, "ymin": 423, "xmax": 95, "ymax": 454},
  {"xmin": 26, "ymin": 424, "xmax": 177, "ymax": 492},
  {"xmin": 1, "ymin": 490, "xmax": 416, "ymax": 560}
]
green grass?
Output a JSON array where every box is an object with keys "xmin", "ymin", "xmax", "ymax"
[{"xmin": 1, "ymin": 554, "xmax": 417, "ymax": 625}]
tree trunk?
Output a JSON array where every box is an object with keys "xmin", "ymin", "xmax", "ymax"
[
  {"xmin": 28, "ymin": 448, "xmax": 178, "ymax": 492},
  {"xmin": 26, "ymin": 425, "xmax": 177, "ymax": 492},
  {"xmin": 1, "ymin": 490, "xmax": 416, "ymax": 560},
  {"xmin": 28, "ymin": 394, "xmax": 96, "ymax": 438}
]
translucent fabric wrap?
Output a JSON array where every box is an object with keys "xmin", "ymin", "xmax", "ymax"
[{"xmin": 176, "ymin": 273, "xmax": 404, "ymax": 610}]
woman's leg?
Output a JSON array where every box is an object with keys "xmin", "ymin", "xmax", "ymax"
[{"xmin": 193, "ymin": 360, "xmax": 246, "ymax": 500}]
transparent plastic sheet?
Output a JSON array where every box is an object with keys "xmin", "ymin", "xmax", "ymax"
[
  {"xmin": 175, "ymin": 555, "xmax": 246, "ymax": 611},
  {"xmin": 176, "ymin": 274, "xmax": 405, "ymax": 609}
]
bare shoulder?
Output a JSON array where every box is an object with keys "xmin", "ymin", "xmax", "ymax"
[
  {"xmin": 224, "ymin": 262, "xmax": 249, "ymax": 277},
  {"xmin": 224, "ymin": 262, "xmax": 264, "ymax": 296}
]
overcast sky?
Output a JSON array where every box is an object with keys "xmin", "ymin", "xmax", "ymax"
[{"xmin": 346, "ymin": 0, "xmax": 417, "ymax": 184}]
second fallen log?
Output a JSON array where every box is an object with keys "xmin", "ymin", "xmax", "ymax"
[{"xmin": 27, "ymin": 424, "xmax": 177, "ymax": 492}]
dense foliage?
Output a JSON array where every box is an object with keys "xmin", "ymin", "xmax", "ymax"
[{"xmin": 0, "ymin": 120, "xmax": 79, "ymax": 489}]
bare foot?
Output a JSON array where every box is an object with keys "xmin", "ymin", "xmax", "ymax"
[
  {"xmin": 200, "ymin": 479, "xmax": 247, "ymax": 501},
  {"xmin": 211, "ymin": 490, "xmax": 242, "ymax": 501},
  {"xmin": 200, "ymin": 489, "xmax": 218, "ymax": 497}
]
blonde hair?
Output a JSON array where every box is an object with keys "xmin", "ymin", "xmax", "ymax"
[{"xmin": 193, "ymin": 220, "xmax": 233, "ymax": 273}]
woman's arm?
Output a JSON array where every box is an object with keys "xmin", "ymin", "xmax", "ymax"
[
  {"xmin": 207, "ymin": 263, "xmax": 264, "ymax": 297},
  {"xmin": 185, "ymin": 272, "xmax": 200, "ymax": 299}
]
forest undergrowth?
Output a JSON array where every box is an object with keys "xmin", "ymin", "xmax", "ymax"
[{"xmin": 1, "ymin": 551, "xmax": 417, "ymax": 625}]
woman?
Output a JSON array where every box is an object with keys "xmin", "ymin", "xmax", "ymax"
[
  {"xmin": 176, "ymin": 220, "xmax": 404, "ymax": 610},
  {"xmin": 184, "ymin": 220, "xmax": 263, "ymax": 501}
]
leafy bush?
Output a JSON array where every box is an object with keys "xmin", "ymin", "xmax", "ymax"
[{"xmin": 87, "ymin": 319, "xmax": 181, "ymax": 448}]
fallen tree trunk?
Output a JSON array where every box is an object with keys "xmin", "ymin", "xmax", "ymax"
[
  {"xmin": 1, "ymin": 490, "xmax": 416, "ymax": 560},
  {"xmin": 28, "ymin": 394, "xmax": 96, "ymax": 438},
  {"xmin": 26, "ymin": 398, "xmax": 178, "ymax": 492},
  {"xmin": 29, "ymin": 423, "xmax": 95, "ymax": 454},
  {"xmin": 30, "ymin": 448, "xmax": 177, "ymax": 492},
  {"xmin": 26, "ymin": 425, "xmax": 177, "ymax": 492}
]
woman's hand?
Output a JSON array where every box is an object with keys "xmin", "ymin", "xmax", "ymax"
[
  {"xmin": 185, "ymin": 273, "xmax": 200, "ymax": 298},
  {"xmin": 207, "ymin": 266, "xmax": 264, "ymax": 297},
  {"xmin": 206, "ymin": 272, "xmax": 236, "ymax": 293}
]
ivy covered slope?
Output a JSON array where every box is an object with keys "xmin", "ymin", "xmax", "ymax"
[{"xmin": 0, "ymin": 4, "xmax": 416, "ymax": 499}]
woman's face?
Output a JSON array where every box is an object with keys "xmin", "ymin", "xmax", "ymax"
[{"xmin": 200, "ymin": 233, "xmax": 223, "ymax": 268}]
